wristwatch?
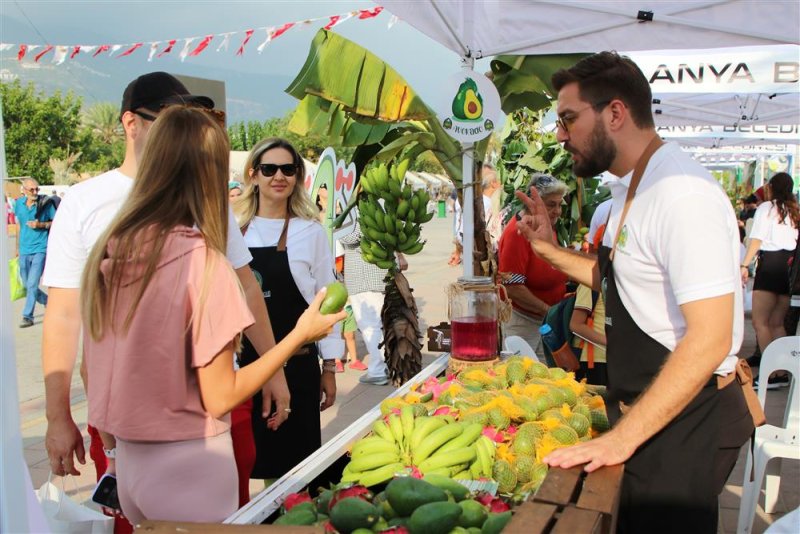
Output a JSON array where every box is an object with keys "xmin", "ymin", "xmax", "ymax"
[{"xmin": 103, "ymin": 448, "xmax": 116, "ymax": 459}]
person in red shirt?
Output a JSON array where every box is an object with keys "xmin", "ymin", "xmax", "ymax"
[{"xmin": 499, "ymin": 173, "xmax": 569, "ymax": 351}]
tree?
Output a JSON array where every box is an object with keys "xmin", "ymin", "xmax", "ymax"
[
  {"xmin": 1, "ymin": 81, "xmax": 85, "ymax": 184},
  {"xmin": 82, "ymin": 102, "xmax": 122, "ymax": 144}
]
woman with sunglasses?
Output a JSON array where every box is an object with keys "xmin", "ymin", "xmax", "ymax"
[
  {"xmin": 233, "ymin": 138, "xmax": 343, "ymax": 483},
  {"xmin": 81, "ymin": 108, "xmax": 343, "ymax": 524}
]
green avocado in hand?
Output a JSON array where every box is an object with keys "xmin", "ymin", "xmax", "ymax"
[{"xmin": 319, "ymin": 282, "xmax": 348, "ymax": 315}]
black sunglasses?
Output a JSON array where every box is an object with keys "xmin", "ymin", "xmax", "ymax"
[
  {"xmin": 256, "ymin": 163, "xmax": 298, "ymax": 178},
  {"xmin": 132, "ymin": 106, "xmax": 226, "ymax": 127}
]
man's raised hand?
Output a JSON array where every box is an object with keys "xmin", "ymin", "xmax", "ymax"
[{"xmin": 514, "ymin": 189, "xmax": 555, "ymax": 245}]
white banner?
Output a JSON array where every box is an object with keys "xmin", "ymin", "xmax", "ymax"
[
  {"xmin": 657, "ymin": 123, "xmax": 800, "ymax": 140},
  {"xmin": 628, "ymin": 45, "xmax": 799, "ymax": 94}
]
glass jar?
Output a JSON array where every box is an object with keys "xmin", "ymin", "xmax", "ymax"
[{"xmin": 449, "ymin": 277, "xmax": 499, "ymax": 361}]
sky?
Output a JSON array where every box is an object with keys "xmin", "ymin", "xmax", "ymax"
[{"xmin": 0, "ymin": 1, "xmax": 489, "ymax": 122}]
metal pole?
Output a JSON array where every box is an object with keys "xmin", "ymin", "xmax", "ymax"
[{"xmin": 461, "ymin": 55, "xmax": 475, "ymax": 280}]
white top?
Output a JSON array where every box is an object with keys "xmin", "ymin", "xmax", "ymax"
[
  {"xmin": 749, "ymin": 201, "xmax": 798, "ymax": 251},
  {"xmin": 454, "ymin": 195, "xmax": 493, "ymax": 244},
  {"xmin": 243, "ymin": 216, "xmax": 343, "ymax": 360},
  {"xmin": 588, "ymin": 199, "xmax": 613, "ymax": 245},
  {"xmin": 603, "ymin": 143, "xmax": 742, "ymax": 375},
  {"xmin": 43, "ymin": 170, "xmax": 251, "ymax": 288}
]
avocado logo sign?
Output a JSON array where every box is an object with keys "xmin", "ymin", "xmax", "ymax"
[{"xmin": 438, "ymin": 71, "xmax": 501, "ymax": 143}]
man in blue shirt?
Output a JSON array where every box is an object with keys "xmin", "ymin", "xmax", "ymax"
[{"xmin": 14, "ymin": 178, "xmax": 56, "ymax": 327}]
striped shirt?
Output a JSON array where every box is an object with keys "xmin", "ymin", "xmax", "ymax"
[{"xmin": 340, "ymin": 226, "xmax": 389, "ymax": 295}]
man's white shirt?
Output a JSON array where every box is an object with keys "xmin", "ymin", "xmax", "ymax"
[
  {"xmin": 43, "ymin": 169, "xmax": 252, "ymax": 288},
  {"xmin": 602, "ymin": 143, "xmax": 742, "ymax": 375}
]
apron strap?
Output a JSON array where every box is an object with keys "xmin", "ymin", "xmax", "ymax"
[
  {"xmin": 610, "ymin": 135, "xmax": 665, "ymax": 261},
  {"xmin": 277, "ymin": 214, "xmax": 291, "ymax": 252}
]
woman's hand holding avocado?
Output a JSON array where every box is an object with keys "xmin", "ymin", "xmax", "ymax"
[{"xmin": 297, "ymin": 285, "xmax": 347, "ymax": 342}]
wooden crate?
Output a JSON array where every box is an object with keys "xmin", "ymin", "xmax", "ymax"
[
  {"xmin": 503, "ymin": 465, "xmax": 624, "ymax": 534},
  {"xmin": 136, "ymin": 521, "xmax": 319, "ymax": 532}
]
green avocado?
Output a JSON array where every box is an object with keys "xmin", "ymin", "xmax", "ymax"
[{"xmin": 320, "ymin": 281, "xmax": 348, "ymax": 315}]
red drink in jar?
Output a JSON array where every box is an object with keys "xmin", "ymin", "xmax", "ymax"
[{"xmin": 451, "ymin": 316, "xmax": 498, "ymax": 361}]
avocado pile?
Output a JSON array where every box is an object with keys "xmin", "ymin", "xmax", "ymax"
[{"xmin": 274, "ymin": 475, "xmax": 513, "ymax": 534}]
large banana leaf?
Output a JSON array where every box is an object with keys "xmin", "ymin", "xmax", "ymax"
[
  {"xmin": 286, "ymin": 29, "xmax": 433, "ymax": 122},
  {"xmin": 491, "ymin": 53, "xmax": 588, "ymax": 114}
]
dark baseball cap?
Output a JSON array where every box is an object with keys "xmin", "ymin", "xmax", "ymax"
[{"xmin": 120, "ymin": 72, "xmax": 214, "ymax": 118}]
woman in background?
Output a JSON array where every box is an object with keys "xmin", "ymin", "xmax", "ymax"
[
  {"xmin": 234, "ymin": 138, "xmax": 342, "ymax": 482},
  {"xmin": 741, "ymin": 172, "xmax": 799, "ymax": 387}
]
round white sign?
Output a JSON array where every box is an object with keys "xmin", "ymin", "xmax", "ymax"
[{"xmin": 436, "ymin": 71, "xmax": 502, "ymax": 143}]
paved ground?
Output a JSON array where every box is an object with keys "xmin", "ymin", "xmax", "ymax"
[{"xmin": 11, "ymin": 213, "xmax": 797, "ymax": 533}]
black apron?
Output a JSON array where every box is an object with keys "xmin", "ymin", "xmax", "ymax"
[
  {"xmin": 599, "ymin": 245, "xmax": 720, "ymax": 534},
  {"xmin": 238, "ymin": 216, "xmax": 321, "ymax": 479}
]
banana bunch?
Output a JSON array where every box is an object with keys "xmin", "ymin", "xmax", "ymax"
[
  {"xmin": 357, "ymin": 159, "xmax": 434, "ymax": 269},
  {"xmin": 467, "ymin": 435, "xmax": 497, "ymax": 479},
  {"xmin": 341, "ymin": 407, "xmax": 492, "ymax": 486}
]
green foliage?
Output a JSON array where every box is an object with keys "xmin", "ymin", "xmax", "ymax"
[
  {"xmin": 0, "ymin": 82, "xmax": 124, "ymax": 183},
  {"xmin": 411, "ymin": 151, "xmax": 445, "ymax": 174},
  {"xmin": 1, "ymin": 81, "xmax": 85, "ymax": 184},
  {"xmin": 284, "ymin": 29, "xmax": 462, "ymax": 184},
  {"xmin": 227, "ymin": 111, "xmax": 354, "ymax": 163},
  {"xmin": 497, "ymin": 107, "xmax": 606, "ymax": 245}
]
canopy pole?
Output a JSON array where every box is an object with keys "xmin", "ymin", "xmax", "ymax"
[{"xmin": 461, "ymin": 54, "xmax": 476, "ymax": 280}]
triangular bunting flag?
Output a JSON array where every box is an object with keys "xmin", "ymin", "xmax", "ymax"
[
  {"xmin": 179, "ymin": 38, "xmax": 194, "ymax": 62},
  {"xmin": 216, "ymin": 33, "xmax": 233, "ymax": 52},
  {"xmin": 189, "ymin": 35, "xmax": 213, "ymax": 56},
  {"xmin": 53, "ymin": 46, "xmax": 68, "ymax": 65},
  {"xmin": 93, "ymin": 45, "xmax": 110, "ymax": 57},
  {"xmin": 34, "ymin": 45, "xmax": 54, "ymax": 63},
  {"xmin": 358, "ymin": 7, "xmax": 383, "ymax": 19},
  {"xmin": 237, "ymin": 29, "xmax": 254, "ymax": 56},
  {"xmin": 117, "ymin": 43, "xmax": 143, "ymax": 58},
  {"xmin": 158, "ymin": 40, "xmax": 177, "ymax": 58},
  {"xmin": 271, "ymin": 22, "xmax": 295, "ymax": 40},
  {"xmin": 17, "ymin": 44, "xmax": 27, "ymax": 61},
  {"xmin": 70, "ymin": 45, "xmax": 81, "ymax": 59}
]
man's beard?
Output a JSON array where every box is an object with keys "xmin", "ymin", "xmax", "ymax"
[{"xmin": 568, "ymin": 119, "xmax": 616, "ymax": 178}]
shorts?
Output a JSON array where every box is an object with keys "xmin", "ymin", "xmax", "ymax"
[
  {"xmin": 754, "ymin": 249, "xmax": 793, "ymax": 295},
  {"xmin": 342, "ymin": 304, "xmax": 357, "ymax": 333}
]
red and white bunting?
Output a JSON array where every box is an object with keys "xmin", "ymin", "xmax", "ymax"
[{"xmin": 1, "ymin": 6, "xmax": 393, "ymax": 64}]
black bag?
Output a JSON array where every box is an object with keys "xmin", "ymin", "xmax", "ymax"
[{"xmin": 34, "ymin": 194, "xmax": 58, "ymax": 221}]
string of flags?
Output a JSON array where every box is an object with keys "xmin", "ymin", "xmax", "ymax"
[{"xmin": 0, "ymin": 6, "xmax": 399, "ymax": 65}]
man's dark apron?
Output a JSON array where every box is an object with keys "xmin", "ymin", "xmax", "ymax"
[
  {"xmin": 600, "ymin": 245, "xmax": 721, "ymax": 534},
  {"xmin": 239, "ymin": 217, "xmax": 321, "ymax": 479}
]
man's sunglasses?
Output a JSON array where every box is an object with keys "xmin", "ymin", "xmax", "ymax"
[
  {"xmin": 132, "ymin": 106, "xmax": 226, "ymax": 128},
  {"xmin": 255, "ymin": 163, "xmax": 298, "ymax": 178}
]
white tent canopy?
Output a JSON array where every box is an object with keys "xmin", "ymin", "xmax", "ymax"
[
  {"xmin": 627, "ymin": 45, "xmax": 800, "ymax": 128},
  {"xmin": 380, "ymin": 1, "xmax": 799, "ymax": 59},
  {"xmin": 380, "ymin": 0, "xmax": 800, "ymax": 278}
]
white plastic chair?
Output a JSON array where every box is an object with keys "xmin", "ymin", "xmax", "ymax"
[
  {"xmin": 503, "ymin": 336, "xmax": 539, "ymax": 362},
  {"xmin": 737, "ymin": 336, "xmax": 800, "ymax": 534}
]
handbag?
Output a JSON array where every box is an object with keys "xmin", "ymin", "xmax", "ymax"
[
  {"xmin": 9, "ymin": 257, "xmax": 26, "ymax": 301},
  {"xmin": 36, "ymin": 474, "xmax": 113, "ymax": 534}
]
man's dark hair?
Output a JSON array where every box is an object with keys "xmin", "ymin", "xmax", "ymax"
[{"xmin": 552, "ymin": 51, "xmax": 654, "ymax": 129}]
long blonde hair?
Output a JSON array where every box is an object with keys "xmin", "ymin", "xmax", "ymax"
[
  {"xmin": 233, "ymin": 137, "xmax": 318, "ymax": 228},
  {"xmin": 81, "ymin": 106, "xmax": 231, "ymax": 340}
]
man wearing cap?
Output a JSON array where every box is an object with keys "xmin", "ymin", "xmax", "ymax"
[{"xmin": 41, "ymin": 73, "xmax": 285, "ymax": 510}]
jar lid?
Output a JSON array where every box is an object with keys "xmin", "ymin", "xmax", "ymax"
[{"xmin": 457, "ymin": 276, "xmax": 493, "ymax": 284}]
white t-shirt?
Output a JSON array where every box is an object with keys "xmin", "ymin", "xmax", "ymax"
[
  {"xmin": 243, "ymin": 216, "xmax": 343, "ymax": 360},
  {"xmin": 749, "ymin": 201, "xmax": 798, "ymax": 251},
  {"xmin": 603, "ymin": 143, "xmax": 742, "ymax": 375},
  {"xmin": 454, "ymin": 195, "xmax": 493, "ymax": 244},
  {"xmin": 43, "ymin": 170, "xmax": 252, "ymax": 288},
  {"xmin": 588, "ymin": 199, "xmax": 612, "ymax": 246}
]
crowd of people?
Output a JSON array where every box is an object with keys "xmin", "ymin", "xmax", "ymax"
[{"xmin": 11, "ymin": 51, "xmax": 796, "ymax": 533}]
